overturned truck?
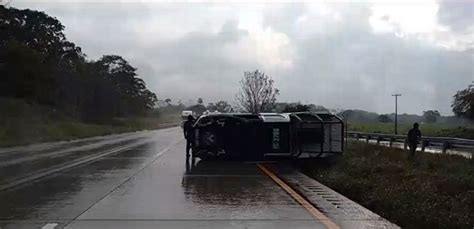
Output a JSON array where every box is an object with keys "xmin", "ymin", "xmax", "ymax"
[{"xmin": 191, "ymin": 112, "xmax": 344, "ymax": 160}]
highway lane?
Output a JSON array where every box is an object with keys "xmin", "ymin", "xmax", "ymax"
[
  {"xmin": 0, "ymin": 127, "xmax": 397, "ymax": 229},
  {"xmin": 0, "ymin": 127, "xmax": 180, "ymax": 228}
]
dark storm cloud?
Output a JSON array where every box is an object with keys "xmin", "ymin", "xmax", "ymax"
[{"xmin": 10, "ymin": 1, "xmax": 474, "ymax": 114}]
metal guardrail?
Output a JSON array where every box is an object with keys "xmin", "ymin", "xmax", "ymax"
[{"xmin": 348, "ymin": 131, "xmax": 474, "ymax": 155}]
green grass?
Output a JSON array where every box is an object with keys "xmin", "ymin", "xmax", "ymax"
[
  {"xmin": 349, "ymin": 122, "xmax": 474, "ymax": 139},
  {"xmin": 0, "ymin": 98, "xmax": 180, "ymax": 147},
  {"xmin": 301, "ymin": 142, "xmax": 474, "ymax": 229}
]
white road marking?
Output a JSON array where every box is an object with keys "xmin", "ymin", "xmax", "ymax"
[
  {"xmin": 65, "ymin": 139, "xmax": 180, "ymax": 226},
  {"xmin": 42, "ymin": 223, "xmax": 58, "ymax": 229}
]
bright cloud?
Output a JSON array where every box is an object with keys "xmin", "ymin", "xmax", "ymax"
[{"xmin": 369, "ymin": 0, "xmax": 473, "ymax": 51}]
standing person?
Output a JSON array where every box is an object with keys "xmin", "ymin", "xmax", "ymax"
[
  {"xmin": 407, "ymin": 122, "xmax": 421, "ymax": 157},
  {"xmin": 183, "ymin": 115, "xmax": 195, "ymax": 159}
]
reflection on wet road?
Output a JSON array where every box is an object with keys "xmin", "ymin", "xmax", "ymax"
[{"xmin": 0, "ymin": 127, "xmax": 396, "ymax": 228}]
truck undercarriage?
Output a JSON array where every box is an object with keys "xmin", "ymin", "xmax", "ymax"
[{"xmin": 191, "ymin": 112, "xmax": 344, "ymax": 161}]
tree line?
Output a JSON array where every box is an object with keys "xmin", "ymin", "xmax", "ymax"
[
  {"xmin": 0, "ymin": 6, "xmax": 157, "ymax": 122},
  {"xmin": 160, "ymin": 68, "xmax": 472, "ymax": 122},
  {"xmin": 160, "ymin": 98, "xmax": 233, "ymax": 116},
  {"xmin": 235, "ymin": 70, "xmax": 473, "ymax": 122}
]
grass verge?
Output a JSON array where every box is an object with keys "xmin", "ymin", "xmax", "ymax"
[
  {"xmin": 300, "ymin": 142, "xmax": 474, "ymax": 229},
  {"xmin": 0, "ymin": 98, "xmax": 179, "ymax": 147},
  {"xmin": 0, "ymin": 118, "xmax": 178, "ymax": 147}
]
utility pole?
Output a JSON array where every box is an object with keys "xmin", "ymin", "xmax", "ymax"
[
  {"xmin": 340, "ymin": 110, "xmax": 351, "ymax": 153},
  {"xmin": 392, "ymin": 94, "xmax": 402, "ymax": 135}
]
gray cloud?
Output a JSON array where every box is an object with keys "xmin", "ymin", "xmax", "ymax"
[
  {"xmin": 135, "ymin": 20, "xmax": 253, "ymax": 101},
  {"xmin": 10, "ymin": 1, "xmax": 474, "ymax": 115},
  {"xmin": 267, "ymin": 3, "xmax": 473, "ymax": 114},
  {"xmin": 438, "ymin": 0, "xmax": 474, "ymax": 32}
]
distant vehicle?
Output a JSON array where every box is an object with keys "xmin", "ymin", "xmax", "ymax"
[
  {"xmin": 191, "ymin": 112, "xmax": 344, "ymax": 160},
  {"xmin": 181, "ymin": 110, "xmax": 194, "ymax": 128},
  {"xmin": 202, "ymin": 110, "xmax": 221, "ymax": 116}
]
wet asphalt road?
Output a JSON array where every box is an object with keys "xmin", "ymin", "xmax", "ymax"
[
  {"xmin": 0, "ymin": 127, "xmax": 326, "ymax": 229},
  {"xmin": 0, "ymin": 127, "xmax": 398, "ymax": 229}
]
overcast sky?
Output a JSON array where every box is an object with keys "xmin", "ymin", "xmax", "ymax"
[{"xmin": 10, "ymin": 0, "xmax": 474, "ymax": 115}]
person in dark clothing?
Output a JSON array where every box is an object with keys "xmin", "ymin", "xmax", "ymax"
[
  {"xmin": 183, "ymin": 115, "xmax": 195, "ymax": 158},
  {"xmin": 407, "ymin": 122, "xmax": 421, "ymax": 157}
]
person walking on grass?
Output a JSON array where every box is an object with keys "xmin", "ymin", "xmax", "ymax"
[{"xmin": 407, "ymin": 122, "xmax": 421, "ymax": 157}]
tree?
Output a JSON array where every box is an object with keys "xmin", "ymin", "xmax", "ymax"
[
  {"xmin": 140, "ymin": 89, "xmax": 158, "ymax": 109},
  {"xmin": 308, "ymin": 104, "xmax": 328, "ymax": 112},
  {"xmin": 0, "ymin": 6, "xmax": 83, "ymax": 105},
  {"xmin": 0, "ymin": 40, "xmax": 49, "ymax": 101},
  {"xmin": 0, "ymin": 5, "xmax": 157, "ymax": 122},
  {"xmin": 0, "ymin": 6, "xmax": 83, "ymax": 61},
  {"xmin": 197, "ymin": 98, "xmax": 203, "ymax": 105},
  {"xmin": 378, "ymin": 114, "xmax": 392, "ymax": 123},
  {"xmin": 188, "ymin": 104, "xmax": 206, "ymax": 116},
  {"xmin": 423, "ymin": 110, "xmax": 441, "ymax": 123},
  {"xmin": 177, "ymin": 100, "xmax": 185, "ymax": 109},
  {"xmin": 215, "ymin": 100, "xmax": 232, "ymax": 113},
  {"xmin": 236, "ymin": 70, "xmax": 279, "ymax": 113},
  {"xmin": 94, "ymin": 55, "xmax": 157, "ymax": 116},
  {"xmin": 206, "ymin": 103, "xmax": 216, "ymax": 111},
  {"xmin": 282, "ymin": 104, "xmax": 310, "ymax": 112},
  {"xmin": 452, "ymin": 83, "xmax": 474, "ymax": 120},
  {"xmin": 164, "ymin": 98, "xmax": 172, "ymax": 106}
]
